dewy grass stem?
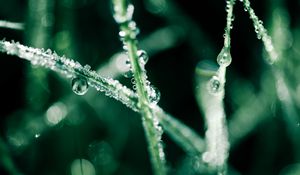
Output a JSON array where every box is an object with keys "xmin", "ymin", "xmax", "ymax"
[{"xmin": 111, "ymin": 0, "xmax": 167, "ymax": 174}]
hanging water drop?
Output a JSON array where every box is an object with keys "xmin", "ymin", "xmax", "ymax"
[
  {"xmin": 125, "ymin": 58, "xmax": 131, "ymax": 66},
  {"xmin": 124, "ymin": 59, "xmax": 133, "ymax": 78},
  {"xmin": 208, "ymin": 76, "xmax": 223, "ymax": 94},
  {"xmin": 137, "ymin": 50, "xmax": 149, "ymax": 65},
  {"xmin": 124, "ymin": 70, "xmax": 133, "ymax": 78},
  {"xmin": 148, "ymin": 85, "xmax": 161, "ymax": 105},
  {"xmin": 71, "ymin": 77, "xmax": 89, "ymax": 95},
  {"xmin": 217, "ymin": 47, "xmax": 232, "ymax": 67}
]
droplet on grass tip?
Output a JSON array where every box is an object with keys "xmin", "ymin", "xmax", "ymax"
[
  {"xmin": 71, "ymin": 77, "xmax": 89, "ymax": 95},
  {"xmin": 217, "ymin": 47, "xmax": 232, "ymax": 67}
]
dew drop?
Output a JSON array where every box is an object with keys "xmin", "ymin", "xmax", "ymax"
[
  {"xmin": 125, "ymin": 58, "xmax": 131, "ymax": 66},
  {"xmin": 119, "ymin": 31, "xmax": 126, "ymax": 38},
  {"xmin": 217, "ymin": 47, "xmax": 232, "ymax": 67},
  {"xmin": 137, "ymin": 50, "xmax": 149, "ymax": 65},
  {"xmin": 148, "ymin": 85, "xmax": 161, "ymax": 105},
  {"xmin": 124, "ymin": 71, "xmax": 133, "ymax": 78},
  {"xmin": 208, "ymin": 76, "xmax": 223, "ymax": 94},
  {"xmin": 84, "ymin": 65, "xmax": 91, "ymax": 71},
  {"xmin": 113, "ymin": 4, "xmax": 134, "ymax": 24},
  {"xmin": 131, "ymin": 78, "xmax": 136, "ymax": 84},
  {"xmin": 123, "ymin": 45, "xmax": 128, "ymax": 51},
  {"xmin": 45, "ymin": 49, "xmax": 52, "ymax": 55},
  {"xmin": 71, "ymin": 77, "xmax": 89, "ymax": 95},
  {"xmin": 123, "ymin": 59, "xmax": 133, "ymax": 78}
]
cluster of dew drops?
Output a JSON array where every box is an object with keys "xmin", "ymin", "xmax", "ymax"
[
  {"xmin": 114, "ymin": 4, "xmax": 160, "ymax": 105},
  {"xmin": 71, "ymin": 3, "xmax": 160, "ymax": 106},
  {"xmin": 123, "ymin": 47, "xmax": 161, "ymax": 105},
  {"xmin": 208, "ymin": 47, "xmax": 232, "ymax": 95}
]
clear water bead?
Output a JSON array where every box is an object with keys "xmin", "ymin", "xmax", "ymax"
[
  {"xmin": 217, "ymin": 47, "xmax": 232, "ymax": 67},
  {"xmin": 148, "ymin": 85, "xmax": 161, "ymax": 105},
  {"xmin": 124, "ymin": 59, "xmax": 133, "ymax": 78},
  {"xmin": 208, "ymin": 76, "xmax": 223, "ymax": 94},
  {"xmin": 137, "ymin": 50, "xmax": 149, "ymax": 65},
  {"xmin": 71, "ymin": 77, "xmax": 89, "ymax": 95},
  {"xmin": 113, "ymin": 4, "xmax": 134, "ymax": 24},
  {"xmin": 124, "ymin": 70, "xmax": 133, "ymax": 78}
]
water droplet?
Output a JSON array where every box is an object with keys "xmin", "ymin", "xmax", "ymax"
[
  {"xmin": 71, "ymin": 77, "xmax": 89, "ymax": 95},
  {"xmin": 137, "ymin": 50, "xmax": 149, "ymax": 65},
  {"xmin": 231, "ymin": 15, "xmax": 235, "ymax": 22},
  {"xmin": 124, "ymin": 70, "xmax": 133, "ymax": 78},
  {"xmin": 123, "ymin": 59, "xmax": 133, "ymax": 78},
  {"xmin": 217, "ymin": 47, "xmax": 232, "ymax": 67},
  {"xmin": 84, "ymin": 65, "xmax": 91, "ymax": 71},
  {"xmin": 257, "ymin": 33, "xmax": 262, "ymax": 39},
  {"xmin": 131, "ymin": 78, "xmax": 136, "ymax": 84},
  {"xmin": 125, "ymin": 58, "xmax": 131, "ymax": 66},
  {"xmin": 208, "ymin": 76, "xmax": 223, "ymax": 94},
  {"xmin": 123, "ymin": 45, "xmax": 128, "ymax": 50},
  {"xmin": 148, "ymin": 85, "xmax": 160, "ymax": 105},
  {"xmin": 119, "ymin": 31, "xmax": 126, "ymax": 37},
  {"xmin": 34, "ymin": 133, "xmax": 40, "ymax": 138},
  {"xmin": 113, "ymin": 4, "xmax": 134, "ymax": 24},
  {"xmin": 45, "ymin": 49, "xmax": 52, "ymax": 55}
]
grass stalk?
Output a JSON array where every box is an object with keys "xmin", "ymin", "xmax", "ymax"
[
  {"xmin": 196, "ymin": 0, "xmax": 235, "ymax": 173},
  {"xmin": 111, "ymin": 0, "xmax": 167, "ymax": 174}
]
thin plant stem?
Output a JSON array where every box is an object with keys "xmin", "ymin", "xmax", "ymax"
[
  {"xmin": 242, "ymin": 0, "xmax": 300, "ymax": 159},
  {"xmin": 196, "ymin": 0, "xmax": 235, "ymax": 173},
  {"xmin": 111, "ymin": 0, "xmax": 167, "ymax": 174},
  {"xmin": 241, "ymin": 0, "xmax": 278, "ymax": 64}
]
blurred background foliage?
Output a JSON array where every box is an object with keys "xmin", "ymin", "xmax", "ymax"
[{"xmin": 0, "ymin": 0, "xmax": 300, "ymax": 174}]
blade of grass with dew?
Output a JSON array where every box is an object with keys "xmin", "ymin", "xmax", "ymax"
[
  {"xmin": 0, "ymin": 39, "xmax": 205, "ymax": 156},
  {"xmin": 195, "ymin": 0, "xmax": 235, "ymax": 173},
  {"xmin": 241, "ymin": 0, "xmax": 300, "ymax": 159},
  {"xmin": 111, "ymin": 0, "xmax": 167, "ymax": 174}
]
